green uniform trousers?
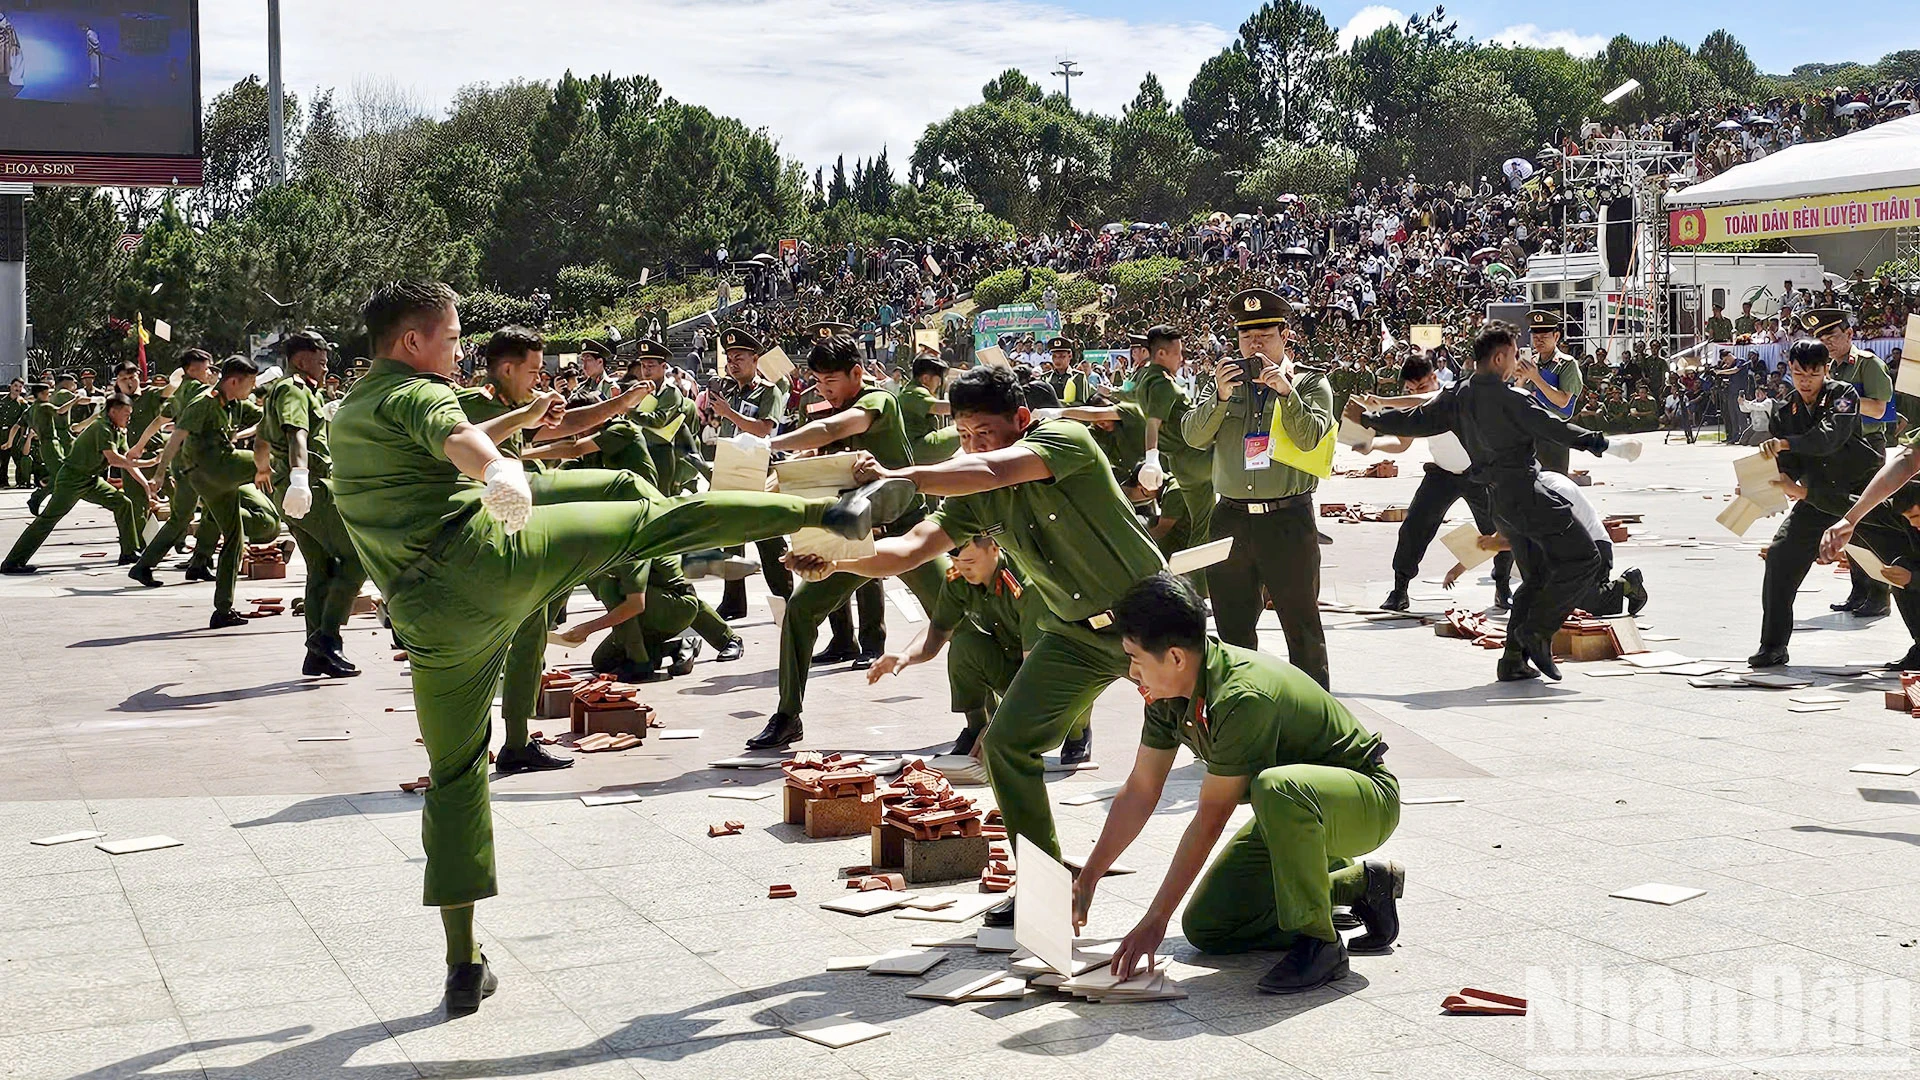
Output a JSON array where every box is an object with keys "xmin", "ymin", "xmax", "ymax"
[
  {"xmin": 2, "ymin": 476, "xmax": 139, "ymax": 566},
  {"xmin": 1208, "ymin": 497, "xmax": 1329, "ymax": 689},
  {"xmin": 395, "ymin": 490, "xmax": 832, "ymax": 906},
  {"xmin": 776, "ymin": 559, "xmax": 949, "ymax": 716},
  {"xmin": 1169, "ymin": 476, "xmax": 1214, "ymax": 595},
  {"xmin": 133, "ymin": 463, "xmax": 218, "ymax": 574},
  {"xmin": 278, "ymin": 481, "xmax": 368, "ymax": 644},
  {"xmin": 188, "ymin": 472, "xmax": 281, "ymax": 613},
  {"xmin": 981, "ymin": 624, "xmax": 1129, "ymax": 861},
  {"xmin": 499, "ymin": 469, "xmax": 658, "ymax": 738},
  {"xmin": 1182, "ymin": 765, "xmax": 1399, "ymax": 952},
  {"xmin": 947, "ymin": 625, "xmax": 1088, "ymax": 739}
]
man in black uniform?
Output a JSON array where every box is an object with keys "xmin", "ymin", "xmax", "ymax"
[
  {"xmin": 1749, "ymin": 339, "xmax": 1891, "ymax": 668},
  {"xmin": 1354, "ymin": 321, "xmax": 1634, "ymax": 683}
]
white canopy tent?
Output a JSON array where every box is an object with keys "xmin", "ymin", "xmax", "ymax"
[{"xmin": 1666, "ymin": 114, "xmax": 1920, "ymax": 206}]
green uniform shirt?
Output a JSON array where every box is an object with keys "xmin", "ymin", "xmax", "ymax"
[
  {"xmin": 1182, "ymin": 371, "xmax": 1334, "ymax": 500},
  {"xmin": 899, "ymin": 383, "xmax": 958, "ymax": 465},
  {"xmin": 262, "ymin": 375, "xmax": 333, "ymax": 484},
  {"xmin": 1131, "ymin": 363, "xmax": 1209, "ymax": 484},
  {"xmin": 1, "ymin": 395, "xmax": 30, "ymax": 444},
  {"xmin": 330, "ymin": 358, "xmax": 485, "ymax": 591},
  {"xmin": 129, "ymin": 388, "xmax": 167, "ymax": 449},
  {"xmin": 59, "ymin": 417, "xmax": 126, "ymax": 483},
  {"xmin": 1088, "ymin": 402, "xmax": 1149, "ymax": 486},
  {"xmin": 929, "ymin": 558, "xmax": 1041, "ymax": 656},
  {"xmin": 932, "ymin": 419, "xmax": 1163, "ymax": 624},
  {"xmin": 719, "ymin": 377, "xmax": 783, "ymax": 439},
  {"xmin": 165, "ymin": 377, "xmax": 205, "ymax": 422},
  {"xmin": 177, "ymin": 388, "xmax": 255, "ymax": 490},
  {"xmin": 1045, "ymin": 368, "xmax": 1090, "ymax": 406},
  {"xmin": 30, "ymin": 401, "xmax": 65, "ymax": 457},
  {"xmin": 590, "ymin": 416, "xmax": 661, "ymax": 489},
  {"xmin": 1833, "ymin": 346, "xmax": 1895, "ymax": 435},
  {"xmin": 456, "ymin": 384, "xmax": 530, "ymax": 461},
  {"xmin": 633, "ymin": 381, "xmax": 686, "ymax": 448},
  {"xmin": 1706, "ymin": 316, "xmax": 1734, "ymax": 342},
  {"xmin": 1141, "ymin": 639, "xmax": 1386, "ymax": 785}
]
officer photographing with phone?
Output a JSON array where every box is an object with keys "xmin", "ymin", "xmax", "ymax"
[{"xmin": 1182, "ymin": 288, "xmax": 1333, "ymax": 689}]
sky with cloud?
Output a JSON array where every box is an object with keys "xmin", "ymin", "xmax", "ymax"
[{"xmin": 197, "ymin": 0, "xmax": 1905, "ymax": 170}]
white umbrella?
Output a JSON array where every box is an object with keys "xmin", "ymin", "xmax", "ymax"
[
  {"xmin": 1837, "ymin": 101, "xmax": 1871, "ymax": 116},
  {"xmin": 1714, "ymin": 119, "xmax": 1745, "ymax": 131},
  {"xmin": 1502, "ymin": 158, "xmax": 1534, "ymax": 183}
]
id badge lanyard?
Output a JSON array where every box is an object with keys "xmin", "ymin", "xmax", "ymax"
[{"xmin": 1243, "ymin": 368, "xmax": 1273, "ymax": 471}]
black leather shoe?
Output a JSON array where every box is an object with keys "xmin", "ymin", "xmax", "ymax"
[
  {"xmin": 184, "ymin": 565, "xmax": 215, "ymax": 583},
  {"xmin": 127, "ymin": 565, "xmax": 160, "ymax": 588},
  {"xmin": 821, "ymin": 477, "xmax": 917, "ymax": 540},
  {"xmin": 1496, "ymin": 652, "xmax": 1539, "ymax": 682},
  {"xmin": 1380, "ymin": 589, "xmax": 1410, "ymax": 612},
  {"xmin": 1346, "ymin": 860, "xmax": 1405, "ymax": 954},
  {"xmin": 445, "ymin": 954, "xmax": 498, "ymax": 1015},
  {"xmin": 0, "ymin": 563, "xmax": 37, "ymax": 574},
  {"xmin": 1256, "ymin": 935, "xmax": 1350, "ymax": 994},
  {"xmin": 496, "ymin": 741, "xmax": 574, "ymax": 773},
  {"xmin": 1491, "ymin": 581, "xmax": 1512, "ymax": 612},
  {"xmin": 1854, "ymin": 597, "xmax": 1892, "ymax": 618},
  {"xmin": 1749, "ymin": 647, "xmax": 1790, "ymax": 668},
  {"xmin": 746, "ymin": 712, "xmax": 803, "ymax": 750},
  {"xmin": 812, "ymin": 641, "xmax": 859, "ymax": 665},
  {"xmin": 714, "ymin": 637, "xmax": 745, "ymax": 662},
  {"xmin": 208, "ymin": 609, "xmax": 247, "ymax": 629},
  {"xmin": 1884, "ymin": 648, "xmax": 1920, "ymax": 671},
  {"xmin": 1332, "ymin": 907, "xmax": 1362, "ymax": 932},
  {"xmin": 951, "ymin": 726, "xmax": 979, "ymax": 757},
  {"xmin": 116, "ymin": 553, "xmax": 138, "ymax": 565},
  {"xmin": 715, "ymin": 603, "xmax": 747, "ymax": 622},
  {"xmin": 1622, "ymin": 568, "xmax": 1649, "ymax": 616},
  {"xmin": 1059, "ymin": 728, "xmax": 1093, "ymax": 766},
  {"xmin": 851, "ymin": 648, "xmax": 882, "ymax": 671},
  {"xmin": 667, "ymin": 635, "xmax": 701, "ymax": 677},
  {"xmin": 983, "ymin": 898, "xmax": 1014, "ymax": 928},
  {"xmin": 1832, "ymin": 595, "xmax": 1863, "ymax": 613},
  {"xmin": 1520, "ymin": 636, "xmax": 1561, "ymax": 682},
  {"xmin": 302, "ymin": 645, "xmax": 360, "ymax": 679}
]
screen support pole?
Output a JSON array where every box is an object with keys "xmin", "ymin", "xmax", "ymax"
[
  {"xmin": 0, "ymin": 192, "xmax": 25, "ymax": 385},
  {"xmin": 267, "ymin": 0, "xmax": 285, "ymax": 185}
]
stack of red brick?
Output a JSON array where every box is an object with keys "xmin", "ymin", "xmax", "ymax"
[
  {"xmin": 243, "ymin": 596, "xmax": 285, "ymax": 619},
  {"xmin": 783, "ymin": 752, "xmax": 880, "ymax": 800},
  {"xmin": 242, "ymin": 544, "xmax": 288, "ymax": 580},
  {"xmin": 881, "ymin": 759, "xmax": 985, "ymax": 840},
  {"xmin": 1439, "ymin": 607, "xmax": 1506, "ymax": 649},
  {"xmin": 1884, "ymin": 673, "xmax": 1920, "ymax": 716}
]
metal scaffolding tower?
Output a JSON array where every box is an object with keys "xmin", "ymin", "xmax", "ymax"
[{"xmin": 1554, "ymin": 137, "xmax": 1697, "ymax": 362}]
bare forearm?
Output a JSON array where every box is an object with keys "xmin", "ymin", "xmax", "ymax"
[
  {"xmin": 443, "ymin": 425, "xmax": 505, "ymax": 480},
  {"xmin": 1144, "ymin": 804, "xmax": 1236, "ymax": 921},
  {"xmin": 289, "ymin": 428, "xmax": 309, "ymax": 472},
  {"xmin": 1081, "ymin": 780, "xmax": 1161, "ymax": 880},
  {"xmin": 475, "ymin": 402, "xmax": 543, "ymax": 447},
  {"xmin": 552, "ymin": 392, "xmax": 636, "ymax": 438},
  {"xmin": 1845, "ymin": 446, "xmax": 1920, "ymax": 526}
]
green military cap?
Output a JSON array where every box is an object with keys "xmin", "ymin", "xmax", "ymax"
[
  {"xmin": 1527, "ymin": 309, "xmax": 1562, "ymax": 332},
  {"xmin": 805, "ymin": 321, "xmax": 854, "ymax": 342},
  {"xmin": 719, "ymin": 326, "xmax": 764, "ymax": 353},
  {"xmin": 1799, "ymin": 308, "xmax": 1850, "ymax": 336},
  {"xmin": 634, "ymin": 338, "xmax": 672, "ymax": 361},
  {"xmin": 580, "ymin": 338, "xmax": 613, "ymax": 359},
  {"xmin": 1228, "ymin": 288, "xmax": 1288, "ymax": 329},
  {"xmin": 1046, "ymin": 336, "xmax": 1074, "ymax": 352}
]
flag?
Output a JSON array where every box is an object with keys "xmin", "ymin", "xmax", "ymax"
[{"xmin": 135, "ymin": 313, "xmax": 149, "ymax": 379}]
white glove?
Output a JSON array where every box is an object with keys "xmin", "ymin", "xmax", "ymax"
[
  {"xmin": 1603, "ymin": 438, "xmax": 1643, "ymax": 463},
  {"xmin": 1138, "ymin": 448, "xmax": 1165, "ymax": 492},
  {"xmin": 481, "ymin": 458, "xmax": 534, "ymax": 534},
  {"xmin": 281, "ymin": 467, "xmax": 312, "ymax": 520}
]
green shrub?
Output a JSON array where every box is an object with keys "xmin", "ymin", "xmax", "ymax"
[
  {"xmin": 974, "ymin": 266, "xmax": 1054, "ymax": 310},
  {"xmin": 1019, "ymin": 277, "xmax": 1098, "ymax": 310},
  {"xmin": 1106, "ymin": 257, "xmax": 1185, "ymax": 305},
  {"xmin": 460, "ymin": 289, "xmax": 544, "ymax": 335},
  {"xmin": 553, "ymin": 262, "xmax": 631, "ymax": 315}
]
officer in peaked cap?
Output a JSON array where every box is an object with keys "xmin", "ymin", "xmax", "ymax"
[
  {"xmin": 1179, "ymin": 287, "xmax": 1331, "ymax": 688},
  {"xmin": 709, "ymin": 324, "xmax": 791, "ymax": 626},
  {"xmin": 1804, "ymin": 307, "xmax": 1894, "ymax": 618},
  {"xmin": 1043, "ymin": 335, "xmax": 1088, "ymax": 405},
  {"xmin": 1514, "ymin": 308, "xmax": 1584, "ymax": 478}
]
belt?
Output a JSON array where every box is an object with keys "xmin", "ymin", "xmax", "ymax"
[{"xmin": 1221, "ymin": 492, "xmax": 1312, "ymax": 515}]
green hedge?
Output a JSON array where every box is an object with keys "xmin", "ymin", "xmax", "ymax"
[
  {"xmin": 973, "ymin": 266, "xmax": 1052, "ymax": 310},
  {"xmin": 1019, "ymin": 277, "xmax": 1098, "ymax": 311},
  {"xmin": 1106, "ymin": 257, "xmax": 1185, "ymax": 305},
  {"xmin": 553, "ymin": 262, "xmax": 631, "ymax": 315},
  {"xmin": 461, "ymin": 289, "xmax": 544, "ymax": 335}
]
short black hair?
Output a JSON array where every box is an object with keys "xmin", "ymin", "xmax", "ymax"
[
  {"xmin": 1145, "ymin": 324, "xmax": 1183, "ymax": 350},
  {"xmin": 807, "ymin": 335, "xmax": 862, "ymax": 375},
  {"xmin": 1787, "ymin": 339, "xmax": 1830, "ymax": 370},
  {"xmin": 949, "ymin": 365, "xmax": 1024, "ymax": 418},
  {"xmin": 1113, "ymin": 573, "xmax": 1208, "ymax": 655},
  {"xmin": 1022, "ymin": 380, "xmax": 1061, "ymax": 410},
  {"xmin": 218, "ymin": 357, "xmax": 260, "ymax": 381},
  {"xmin": 179, "ymin": 348, "xmax": 213, "ymax": 371},
  {"xmin": 1890, "ymin": 481, "xmax": 1920, "ymax": 515},
  {"xmin": 363, "ymin": 280, "xmax": 460, "ymax": 353},
  {"xmin": 104, "ymin": 393, "xmax": 135, "ymax": 412},
  {"xmin": 1473, "ymin": 321, "xmax": 1518, "ymax": 367},
  {"xmin": 113, "ymin": 360, "xmax": 140, "ymax": 376},
  {"xmin": 485, "ymin": 326, "xmax": 545, "ymax": 370},
  {"xmin": 912, "ymin": 355, "xmax": 947, "ymax": 380},
  {"xmin": 1400, "ymin": 354, "xmax": 1435, "ymax": 383}
]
